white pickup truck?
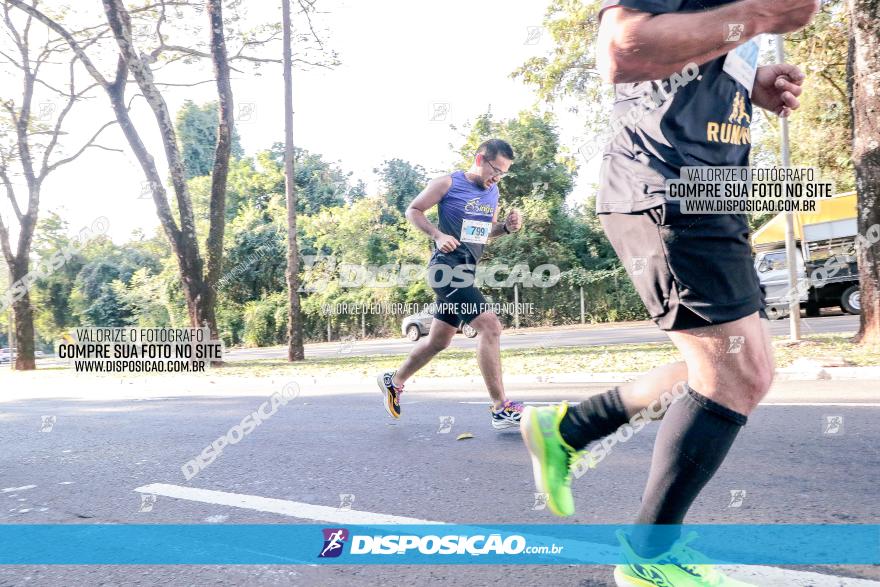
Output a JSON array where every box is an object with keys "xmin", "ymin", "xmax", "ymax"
[{"xmin": 752, "ymin": 193, "xmax": 861, "ymax": 319}]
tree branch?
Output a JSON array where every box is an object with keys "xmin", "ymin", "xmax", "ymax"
[
  {"xmin": 40, "ymin": 53, "xmax": 102, "ymax": 177},
  {"xmin": 0, "ymin": 168, "xmax": 24, "ymax": 223},
  {"xmin": 0, "ymin": 210, "xmax": 15, "ymax": 268},
  {"xmin": 6, "ymin": 0, "xmax": 110, "ymax": 88},
  {"xmin": 43, "ymin": 120, "xmax": 119, "ymax": 176},
  {"xmin": 819, "ymin": 70, "xmax": 848, "ymax": 102}
]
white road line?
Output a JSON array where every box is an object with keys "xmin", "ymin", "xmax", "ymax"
[
  {"xmin": 761, "ymin": 403, "xmax": 880, "ymax": 407},
  {"xmin": 458, "ymin": 401, "xmax": 880, "ymax": 407},
  {"xmin": 134, "ymin": 483, "xmax": 443, "ymax": 525},
  {"xmin": 134, "ymin": 483, "xmax": 879, "ymax": 586},
  {"xmin": 718, "ymin": 565, "xmax": 880, "ymax": 586},
  {"xmin": 458, "ymin": 401, "xmax": 575, "ymax": 405},
  {"xmin": 1, "ymin": 485, "xmax": 36, "ymax": 493}
]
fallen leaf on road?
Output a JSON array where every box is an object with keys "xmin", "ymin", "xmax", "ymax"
[{"xmin": 456, "ymin": 433, "xmax": 474, "ymax": 440}]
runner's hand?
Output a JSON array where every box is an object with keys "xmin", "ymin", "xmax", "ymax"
[
  {"xmin": 753, "ymin": 64, "xmax": 805, "ymax": 117},
  {"xmin": 435, "ymin": 233, "xmax": 460, "ymax": 253},
  {"xmin": 755, "ymin": 0, "xmax": 819, "ymax": 34},
  {"xmin": 505, "ymin": 209, "xmax": 523, "ymax": 233}
]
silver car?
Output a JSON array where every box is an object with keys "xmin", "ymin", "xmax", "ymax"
[
  {"xmin": 401, "ymin": 311, "xmax": 477, "ymax": 342},
  {"xmin": 0, "ymin": 348, "xmax": 45, "ymax": 362}
]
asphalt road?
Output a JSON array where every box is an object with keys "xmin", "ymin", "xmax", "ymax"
[
  {"xmin": 11, "ymin": 313, "xmax": 858, "ymax": 369},
  {"xmin": 0, "ymin": 378, "xmax": 877, "ymax": 586},
  {"xmin": 224, "ymin": 313, "xmax": 861, "ymax": 361}
]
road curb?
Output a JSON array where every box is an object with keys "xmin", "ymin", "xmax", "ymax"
[
  {"xmin": 0, "ymin": 366, "xmax": 874, "ymax": 404},
  {"xmin": 515, "ymin": 367, "xmax": 880, "ymax": 383},
  {"xmin": 293, "ymin": 366, "xmax": 880, "ymax": 388},
  {"xmin": 773, "ymin": 366, "xmax": 880, "ymax": 381}
]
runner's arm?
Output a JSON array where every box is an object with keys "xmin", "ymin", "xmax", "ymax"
[
  {"xmin": 598, "ymin": 0, "xmax": 819, "ymax": 83},
  {"xmin": 489, "ymin": 206, "xmax": 507, "ymax": 239},
  {"xmin": 406, "ymin": 176, "xmax": 460, "ymax": 253},
  {"xmin": 489, "ymin": 223, "xmax": 508, "ymax": 238}
]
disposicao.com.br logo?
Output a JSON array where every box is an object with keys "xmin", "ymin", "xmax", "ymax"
[
  {"xmin": 319, "ymin": 528, "xmax": 349, "ymax": 558},
  {"xmin": 318, "ymin": 528, "xmax": 563, "ymax": 558}
]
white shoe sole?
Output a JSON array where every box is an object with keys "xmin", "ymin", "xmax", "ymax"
[
  {"xmin": 491, "ymin": 418, "xmax": 521, "ymax": 430},
  {"xmin": 520, "ymin": 407, "xmax": 549, "ymax": 497}
]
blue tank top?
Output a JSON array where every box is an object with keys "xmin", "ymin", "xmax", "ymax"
[{"xmin": 435, "ymin": 171, "xmax": 499, "ymax": 262}]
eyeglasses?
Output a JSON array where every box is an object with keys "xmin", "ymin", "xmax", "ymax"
[{"xmin": 484, "ymin": 158, "xmax": 509, "ymax": 179}]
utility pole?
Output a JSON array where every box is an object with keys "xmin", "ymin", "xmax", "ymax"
[
  {"xmin": 775, "ymin": 35, "xmax": 801, "ymax": 341},
  {"xmin": 1, "ymin": 258, "xmax": 11, "ymax": 368},
  {"xmin": 514, "ymin": 283, "xmax": 520, "ymax": 329},
  {"xmin": 579, "ymin": 285, "xmax": 585, "ymax": 325},
  {"xmin": 283, "ymin": 0, "xmax": 305, "ymax": 360}
]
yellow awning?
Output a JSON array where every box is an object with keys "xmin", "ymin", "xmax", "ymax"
[{"xmin": 751, "ymin": 192, "xmax": 857, "ymax": 247}]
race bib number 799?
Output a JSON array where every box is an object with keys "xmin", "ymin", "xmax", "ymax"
[{"xmin": 460, "ymin": 219, "xmax": 492, "ymax": 244}]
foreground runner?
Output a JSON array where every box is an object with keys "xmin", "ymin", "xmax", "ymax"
[
  {"xmin": 378, "ymin": 139, "xmax": 525, "ymax": 430},
  {"xmin": 520, "ymin": 0, "xmax": 818, "ymax": 585}
]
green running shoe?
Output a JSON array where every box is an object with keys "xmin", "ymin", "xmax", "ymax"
[
  {"xmin": 520, "ymin": 402, "xmax": 590, "ymax": 517},
  {"xmin": 613, "ymin": 530, "xmax": 757, "ymax": 586}
]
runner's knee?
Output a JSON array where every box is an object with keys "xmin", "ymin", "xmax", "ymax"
[
  {"xmin": 427, "ymin": 333, "xmax": 453, "ymax": 352},
  {"xmin": 475, "ymin": 315, "xmax": 502, "ymax": 338},
  {"xmin": 721, "ymin": 358, "xmax": 773, "ymax": 404}
]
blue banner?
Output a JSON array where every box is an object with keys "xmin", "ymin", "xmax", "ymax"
[{"xmin": 0, "ymin": 524, "xmax": 876, "ymax": 565}]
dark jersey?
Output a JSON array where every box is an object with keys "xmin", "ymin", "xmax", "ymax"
[{"xmin": 597, "ymin": 0, "xmax": 759, "ymax": 213}]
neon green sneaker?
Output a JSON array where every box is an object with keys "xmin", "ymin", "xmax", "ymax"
[
  {"xmin": 520, "ymin": 402, "xmax": 591, "ymax": 517},
  {"xmin": 613, "ymin": 530, "xmax": 757, "ymax": 586}
]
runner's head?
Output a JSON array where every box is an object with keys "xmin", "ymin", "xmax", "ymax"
[{"xmin": 471, "ymin": 139, "xmax": 514, "ymax": 189}]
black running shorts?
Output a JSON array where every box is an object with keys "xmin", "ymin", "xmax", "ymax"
[
  {"xmin": 600, "ymin": 203, "xmax": 766, "ymax": 331},
  {"xmin": 427, "ymin": 250, "xmax": 490, "ymax": 328}
]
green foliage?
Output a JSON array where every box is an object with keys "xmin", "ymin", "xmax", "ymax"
[
  {"xmin": 242, "ymin": 292, "xmax": 288, "ymax": 347},
  {"xmin": 456, "ymin": 111, "xmax": 577, "ymax": 211},
  {"xmin": 268, "ymin": 144, "xmax": 359, "ymax": 214},
  {"xmin": 303, "ymin": 198, "xmax": 399, "ymax": 270},
  {"xmin": 221, "ymin": 198, "xmax": 287, "ymax": 304},
  {"xmin": 513, "ymin": 0, "xmax": 603, "ymax": 101},
  {"xmin": 67, "ymin": 238, "xmax": 162, "ymax": 327},
  {"xmin": 111, "ymin": 268, "xmax": 172, "ymax": 327},
  {"xmin": 69, "ymin": 260, "xmax": 130, "ymax": 327},
  {"xmin": 375, "ymin": 158, "xmax": 428, "ymax": 213},
  {"xmin": 28, "ymin": 217, "xmax": 172, "ymax": 343},
  {"xmin": 176, "ymin": 100, "xmax": 244, "ymax": 180},
  {"xmin": 30, "ymin": 213, "xmax": 86, "ymax": 343},
  {"xmin": 512, "ymin": 0, "xmax": 611, "ymax": 131}
]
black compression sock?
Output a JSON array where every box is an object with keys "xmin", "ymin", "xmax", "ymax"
[
  {"xmin": 558, "ymin": 387, "xmax": 630, "ymax": 451},
  {"xmin": 632, "ymin": 384, "xmax": 747, "ymax": 558}
]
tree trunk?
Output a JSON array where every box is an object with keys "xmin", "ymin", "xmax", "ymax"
[
  {"xmin": 182, "ymin": 278, "xmax": 215, "ymax": 331},
  {"xmin": 7, "ymin": 0, "xmax": 225, "ymax": 343},
  {"xmin": 9, "ymin": 259, "xmax": 35, "ymax": 370},
  {"xmin": 102, "ymin": 0, "xmax": 218, "ymax": 337},
  {"xmin": 205, "ymin": 0, "xmax": 233, "ymax": 346},
  {"xmin": 848, "ymin": 0, "xmax": 880, "ymax": 344},
  {"xmin": 11, "ymin": 299, "xmax": 34, "ymax": 371},
  {"xmin": 283, "ymin": 0, "xmax": 305, "ymax": 361}
]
